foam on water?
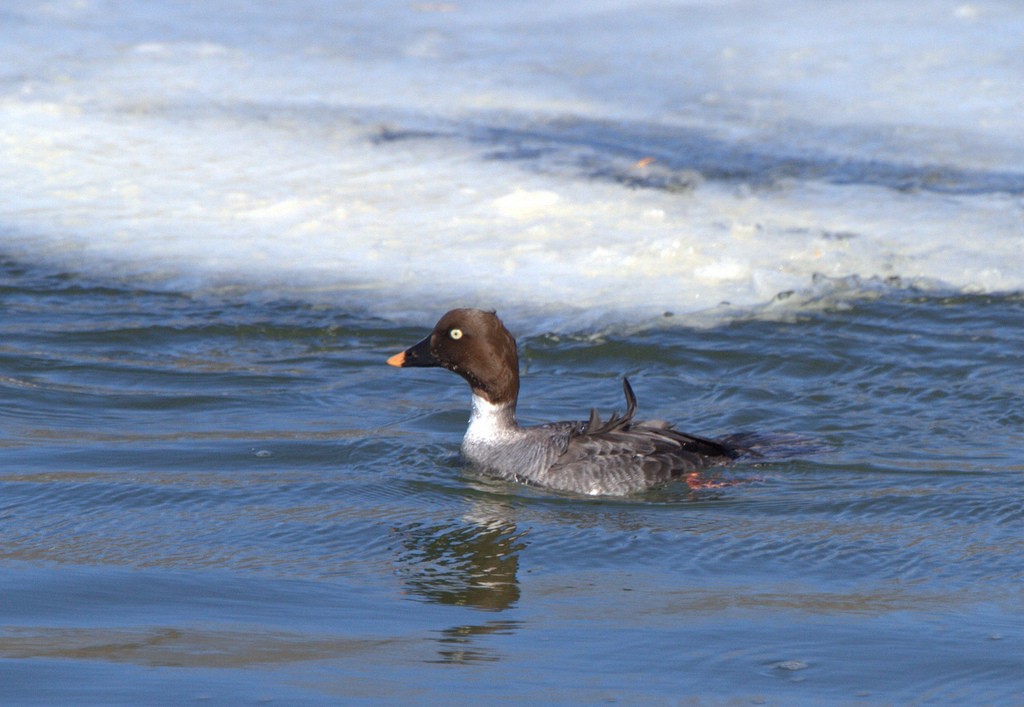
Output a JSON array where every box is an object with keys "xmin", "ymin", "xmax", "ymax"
[{"xmin": 1, "ymin": 0, "xmax": 1022, "ymax": 330}]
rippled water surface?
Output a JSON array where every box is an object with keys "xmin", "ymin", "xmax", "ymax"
[{"xmin": 2, "ymin": 260, "xmax": 1022, "ymax": 703}]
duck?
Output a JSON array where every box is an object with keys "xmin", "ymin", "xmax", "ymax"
[{"xmin": 387, "ymin": 308, "xmax": 743, "ymax": 495}]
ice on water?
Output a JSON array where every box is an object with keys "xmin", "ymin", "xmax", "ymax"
[{"xmin": 1, "ymin": 0, "xmax": 1021, "ymax": 329}]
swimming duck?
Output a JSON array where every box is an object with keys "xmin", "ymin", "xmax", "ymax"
[{"xmin": 388, "ymin": 308, "xmax": 741, "ymax": 495}]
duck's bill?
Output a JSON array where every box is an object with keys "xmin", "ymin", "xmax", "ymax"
[{"xmin": 386, "ymin": 334, "xmax": 438, "ymax": 367}]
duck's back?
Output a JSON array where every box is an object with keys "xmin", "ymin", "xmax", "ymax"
[
  {"xmin": 466, "ymin": 380, "xmax": 739, "ymax": 495},
  {"xmin": 541, "ymin": 418, "xmax": 738, "ymax": 495}
]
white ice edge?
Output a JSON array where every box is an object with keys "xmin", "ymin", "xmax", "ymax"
[{"xmin": 0, "ymin": 0, "xmax": 1021, "ymax": 331}]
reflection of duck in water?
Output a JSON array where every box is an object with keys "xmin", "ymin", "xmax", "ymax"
[
  {"xmin": 389, "ymin": 308, "xmax": 748, "ymax": 496},
  {"xmin": 396, "ymin": 511, "xmax": 524, "ymax": 612},
  {"xmin": 394, "ymin": 496, "xmax": 525, "ymax": 660}
]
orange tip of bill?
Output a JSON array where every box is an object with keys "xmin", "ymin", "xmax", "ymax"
[{"xmin": 386, "ymin": 351, "xmax": 406, "ymax": 367}]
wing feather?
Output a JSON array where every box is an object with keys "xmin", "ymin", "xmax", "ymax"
[{"xmin": 548, "ymin": 378, "xmax": 738, "ymax": 491}]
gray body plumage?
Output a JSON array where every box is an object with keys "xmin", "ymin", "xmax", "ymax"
[{"xmin": 461, "ymin": 379, "xmax": 737, "ymax": 495}]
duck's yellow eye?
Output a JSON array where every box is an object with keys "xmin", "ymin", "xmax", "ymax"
[{"xmin": 449, "ymin": 328, "xmax": 463, "ymax": 340}]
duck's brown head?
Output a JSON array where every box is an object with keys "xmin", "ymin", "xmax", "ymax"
[{"xmin": 387, "ymin": 308, "xmax": 520, "ymax": 406}]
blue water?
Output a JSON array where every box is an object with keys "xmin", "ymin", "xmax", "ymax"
[{"xmin": 1, "ymin": 260, "xmax": 1022, "ymax": 703}]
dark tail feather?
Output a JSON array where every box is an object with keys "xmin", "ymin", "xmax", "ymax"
[{"xmin": 621, "ymin": 377, "xmax": 638, "ymax": 420}]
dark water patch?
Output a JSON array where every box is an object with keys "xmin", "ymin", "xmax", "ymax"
[{"xmin": 465, "ymin": 114, "xmax": 1024, "ymax": 195}]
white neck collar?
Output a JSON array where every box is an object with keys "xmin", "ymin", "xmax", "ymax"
[{"xmin": 465, "ymin": 393, "xmax": 517, "ymax": 441}]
